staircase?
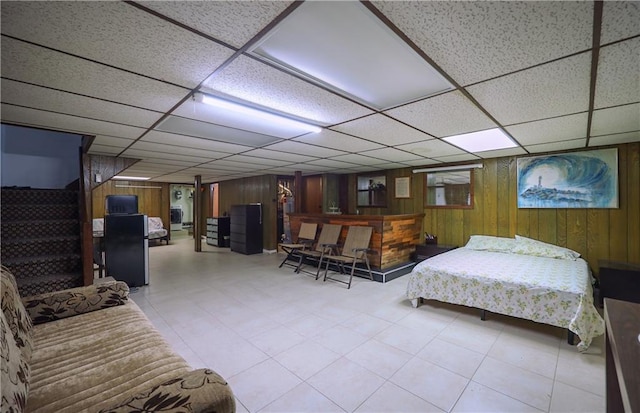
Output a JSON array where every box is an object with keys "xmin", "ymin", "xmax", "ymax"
[{"xmin": 1, "ymin": 188, "xmax": 84, "ymax": 296}]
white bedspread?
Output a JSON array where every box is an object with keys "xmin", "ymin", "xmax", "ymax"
[{"xmin": 406, "ymin": 248, "xmax": 605, "ymax": 351}]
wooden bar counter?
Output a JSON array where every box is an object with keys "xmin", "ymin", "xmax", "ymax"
[{"xmin": 287, "ymin": 213, "xmax": 424, "ymax": 270}]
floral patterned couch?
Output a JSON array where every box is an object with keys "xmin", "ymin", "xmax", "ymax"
[{"xmin": 0, "ymin": 266, "xmax": 235, "ymax": 412}]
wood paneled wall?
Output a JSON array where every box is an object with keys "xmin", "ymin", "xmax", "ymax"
[
  {"xmin": 218, "ymin": 175, "xmax": 278, "ymax": 250},
  {"xmin": 91, "ymin": 180, "xmax": 171, "ymax": 228},
  {"xmin": 362, "ymin": 143, "xmax": 639, "ymax": 274}
]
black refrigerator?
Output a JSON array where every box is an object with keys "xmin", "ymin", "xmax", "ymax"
[{"xmin": 105, "ymin": 214, "xmax": 149, "ymax": 287}]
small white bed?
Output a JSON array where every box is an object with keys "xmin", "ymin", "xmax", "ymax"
[{"xmin": 406, "ymin": 235, "xmax": 605, "ymax": 351}]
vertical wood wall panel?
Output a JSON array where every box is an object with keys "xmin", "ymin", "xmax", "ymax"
[
  {"xmin": 627, "ymin": 143, "xmax": 640, "ymax": 263},
  {"xmin": 218, "ymin": 175, "xmax": 277, "ymax": 250},
  {"xmin": 566, "ymin": 209, "xmax": 587, "ymax": 256},
  {"xmin": 378, "ymin": 143, "xmax": 640, "ymax": 272},
  {"xmin": 537, "ymin": 210, "xmax": 557, "ymax": 244},
  {"xmin": 468, "ymin": 168, "xmax": 484, "ymax": 237},
  {"xmin": 609, "ymin": 147, "xmax": 628, "ymax": 262},
  {"xmin": 483, "ymin": 159, "xmax": 498, "ymax": 235},
  {"xmin": 496, "ymin": 157, "xmax": 511, "ymax": 237},
  {"xmin": 557, "ymin": 210, "xmax": 568, "ymax": 247}
]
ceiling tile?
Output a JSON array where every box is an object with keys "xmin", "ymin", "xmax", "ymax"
[
  {"xmin": 589, "ymin": 131, "xmax": 640, "ymax": 146},
  {"xmin": 92, "ymin": 136, "xmax": 136, "ymax": 149},
  {"xmin": 141, "ymin": 131, "xmax": 253, "ymax": 154},
  {"xmin": 430, "ymin": 154, "xmax": 481, "ymax": 163},
  {"xmin": 1, "ymin": 38, "xmax": 188, "ymax": 112},
  {"xmin": 401, "ymin": 159, "xmax": 443, "ymax": 167},
  {"xmin": 238, "ymin": 148, "xmax": 317, "ymax": 163},
  {"xmin": 306, "ymin": 159, "xmax": 361, "ymax": 169},
  {"xmin": 139, "ymin": 1, "xmax": 293, "ymax": 48},
  {"xmin": 119, "ymin": 150, "xmax": 208, "ymax": 166},
  {"xmin": 155, "ymin": 115, "xmax": 283, "ymax": 147},
  {"xmin": 331, "ymin": 114, "xmax": 435, "ymax": 145},
  {"xmin": 328, "ymin": 153, "xmax": 390, "ymax": 166},
  {"xmin": 600, "ymin": 1, "xmax": 640, "ymax": 44},
  {"xmin": 121, "ymin": 149, "xmax": 213, "ymax": 165},
  {"xmin": 467, "ymin": 52, "xmax": 592, "ymax": 125},
  {"xmin": 286, "ymin": 163, "xmax": 329, "ymax": 172},
  {"xmin": 475, "ymin": 147, "xmax": 527, "ymax": 159},
  {"xmin": 124, "ymin": 161, "xmax": 188, "ymax": 173},
  {"xmin": 386, "ymin": 91, "xmax": 496, "ymax": 138},
  {"xmin": 0, "ymin": 1, "xmax": 235, "ymax": 88},
  {"xmin": 1, "ymin": 104, "xmax": 146, "ymax": 139},
  {"xmin": 128, "ymin": 141, "xmax": 229, "ymax": 159},
  {"xmin": 373, "ymin": 1, "xmax": 593, "ymax": 85},
  {"xmin": 594, "ymin": 38, "xmax": 640, "ymax": 109},
  {"xmin": 293, "ymin": 129, "xmax": 384, "ymax": 152},
  {"xmin": 525, "ymin": 139, "xmax": 587, "ymax": 154},
  {"xmin": 591, "ymin": 103, "xmax": 640, "ymax": 136},
  {"xmin": 0, "ymin": 79, "xmax": 163, "ymax": 129},
  {"xmin": 202, "ymin": 159, "xmax": 271, "ymax": 171},
  {"xmin": 262, "ymin": 140, "xmax": 347, "ymax": 158},
  {"xmin": 171, "ymin": 98, "xmax": 320, "ymax": 139},
  {"xmin": 202, "ymin": 55, "xmax": 373, "ymax": 125},
  {"xmin": 87, "ymin": 145, "xmax": 126, "ymax": 156},
  {"xmin": 506, "ymin": 113, "xmax": 589, "ymax": 146},
  {"xmin": 359, "ymin": 148, "xmax": 424, "ymax": 163},
  {"xmin": 367, "ymin": 162, "xmax": 412, "ymax": 170},
  {"xmin": 220, "ymin": 154, "xmax": 292, "ymax": 167},
  {"xmin": 396, "ymin": 139, "xmax": 467, "ymax": 158}
]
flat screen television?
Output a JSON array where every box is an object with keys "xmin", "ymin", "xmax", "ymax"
[{"xmin": 105, "ymin": 195, "xmax": 138, "ymax": 214}]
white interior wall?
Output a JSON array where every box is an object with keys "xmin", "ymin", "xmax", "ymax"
[{"xmin": 1, "ymin": 124, "xmax": 81, "ymax": 189}]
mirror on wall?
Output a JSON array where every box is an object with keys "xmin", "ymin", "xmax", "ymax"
[
  {"xmin": 357, "ymin": 174, "xmax": 387, "ymax": 207},
  {"xmin": 425, "ymin": 170, "xmax": 474, "ymax": 208}
]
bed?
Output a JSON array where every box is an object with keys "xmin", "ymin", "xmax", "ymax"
[{"xmin": 406, "ymin": 235, "xmax": 605, "ymax": 351}]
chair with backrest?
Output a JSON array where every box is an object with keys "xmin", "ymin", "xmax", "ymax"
[
  {"xmin": 321, "ymin": 225, "xmax": 373, "ymax": 289},
  {"xmin": 278, "ymin": 222, "xmax": 318, "ymax": 269},
  {"xmin": 295, "ymin": 223, "xmax": 342, "ymax": 279}
]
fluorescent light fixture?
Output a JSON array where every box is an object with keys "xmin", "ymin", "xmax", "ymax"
[
  {"xmin": 112, "ymin": 176, "xmax": 150, "ymax": 181},
  {"xmin": 413, "ymin": 163, "xmax": 483, "ymax": 173},
  {"xmin": 196, "ymin": 93, "xmax": 321, "ymax": 134},
  {"xmin": 249, "ymin": 1, "xmax": 453, "ymax": 110},
  {"xmin": 443, "ymin": 128, "xmax": 517, "ymax": 153}
]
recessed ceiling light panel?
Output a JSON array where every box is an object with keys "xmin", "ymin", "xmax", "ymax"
[
  {"xmin": 443, "ymin": 128, "xmax": 518, "ymax": 153},
  {"xmin": 249, "ymin": 1, "xmax": 453, "ymax": 110}
]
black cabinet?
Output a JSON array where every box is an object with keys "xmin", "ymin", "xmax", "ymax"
[
  {"xmin": 598, "ymin": 260, "xmax": 640, "ymax": 307},
  {"xmin": 413, "ymin": 244, "xmax": 457, "ymax": 262},
  {"xmin": 230, "ymin": 204, "xmax": 263, "ymax": 255},
  {"xmin": 206, "ymin": 217, "xmax": 230, "ymax": 247}
]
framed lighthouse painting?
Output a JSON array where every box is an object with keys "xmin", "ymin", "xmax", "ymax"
[{"xmin": 516, "ymin": 148, "xmax": 618, "ymax": 209}]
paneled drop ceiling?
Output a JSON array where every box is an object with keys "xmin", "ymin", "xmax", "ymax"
[{"xmin": 1, "ymin": 1, "xmax": 638, "ymax": 183}]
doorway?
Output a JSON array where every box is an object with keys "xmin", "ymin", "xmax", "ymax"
[{"xmin": 169, "ymin": 184, "xmax": 195, "ymax": 232}]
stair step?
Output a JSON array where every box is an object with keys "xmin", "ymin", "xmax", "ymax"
[
  {"xmin": 1, "ymin": 219, "xmax": 79, "ymax": 239},
  {"xmin": 1, "ymin": 236, "xmax": 81, "ymax": 261},
  {"xmin": 1, "ymin": 203, "xmax": 78, "ymax": 221},
  {"xmin": 3, "ymin": 254, "xmax": 82, "ymax": 279},
  {"xmin": 1, "ymin": 188, "xmax": 79, "ymax": 205},
  {"xmin": 16, "ymin": 273, "xmax": 83, "ymax": 297}
]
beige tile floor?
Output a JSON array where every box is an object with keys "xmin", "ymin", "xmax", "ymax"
[{"xmin": 129, "ymin": 233, "xmax": 606, "ymax": 413}]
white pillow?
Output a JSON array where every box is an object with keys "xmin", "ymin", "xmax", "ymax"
[
  {"xmin": 513, "ymin": 235, "xmax": 580, "ymax": 260},
  {"xmin": 464, "ymin": 235, "xmax": 516, "ymax": 253}
]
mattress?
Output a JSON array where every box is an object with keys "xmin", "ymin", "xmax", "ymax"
[{"xmin": 406, "ymin": 248, "xmax": 605, "ymax": 351}]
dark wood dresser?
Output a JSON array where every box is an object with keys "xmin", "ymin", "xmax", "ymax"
[
  {"xmin": 599, "ymin": 260, "xmax": 640, "ymax": 307},
  {"xmin": 413, "ymin": 244, "xmax": 457, "ymax": 262},
  {"xmin": 604, "ymin": 298, "xmax": 640, "ymax": 413}
]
